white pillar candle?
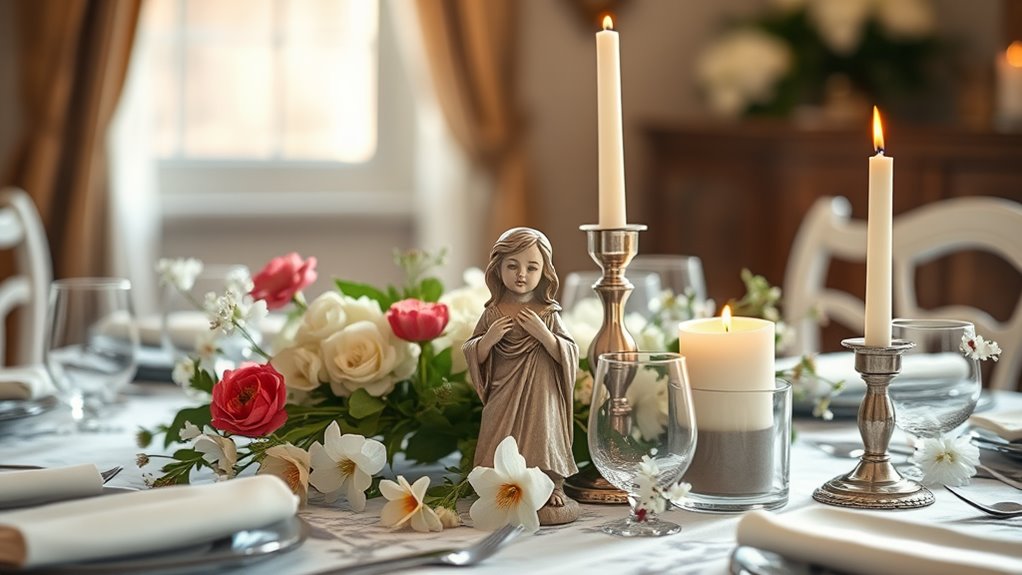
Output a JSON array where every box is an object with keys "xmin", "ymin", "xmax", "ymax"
[
  {"xmin": 865, "ymin": 106, "xmax": 893, "ymax": 347},
  {"xmin": 996, "ymin": 42, "xmax": 1022, "ymax": 125},
  {"xmin": 596, "ymin": 16, "xmax": 627, "ymax": 228},
  {"xmin": 678, "ymin": 308, "xmax": 775, "ymax": 431}
]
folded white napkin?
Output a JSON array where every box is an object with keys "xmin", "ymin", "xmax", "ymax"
[
  {"xmin": 970, "ymin": 409, "xmax": 1022, "ymax": 442},
  {"xmin": 0, "ymin": 464, "xmax": 103, "ymax": 509},
  {"xmin": 0, "ymin": 475, "xmax": 297, "ymax": 568},
  {"xmin": 778, "ymin": 352, "xmax": 971, "ymax": 397},
  {"xmin": 0, "ymin": 365, "xmax": 55, "ymax": 401},
  {"xmin": 737, "ymin": 507, "xmax": 1022, "ymax": 575}
]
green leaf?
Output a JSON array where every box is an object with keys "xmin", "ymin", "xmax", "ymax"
[
  {"xmin": 164, "ymin": 405, "xmax": 213, "ymax": 448},
  {"xmin": 430, "ymin": 347, "xmax": 453, "ymax": 376},
  {"xmin": 348, "ymin": 389, "xmax": 386, "ymax": 419},
  {"xmin": 405, "ymin": 430, "xmax": 458, "ymax": 463},
  {"xmin": 335, "ymin": 280, "xmax": 392, "ymax": 309},
  {"xmin": 419, "ymin": 277, "xmax": 443, "ymax": 302},
  {"xmin": 190, "ymin": 366, "xmax": 216, "ymax": 394}
]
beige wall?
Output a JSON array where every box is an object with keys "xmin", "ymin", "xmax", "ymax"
[{"xmin": 517, "ymin": 0, "xmax": 1002, "ymax": 276}]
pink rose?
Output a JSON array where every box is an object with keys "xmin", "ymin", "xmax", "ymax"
[
  {"xmin": 386, "ymin": 299, "xmax": 450, "ymax": 342},
  {"xmin": 251, "ymin": 253, "xmax": 318, "ymax": 310},
  {"xmin": 211, "ymin": 363, "xmax": 288, "ymax": 437}
]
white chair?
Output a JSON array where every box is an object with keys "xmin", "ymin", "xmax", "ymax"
[
  {"xmin": 783, "ymin": 196, "xmax": 867, "ymax": 356},
  {"xmin": 784, "ymin": 196, "xmax": 1022, "ymax": 390},
  {"xmin": 0, "ymin": 188, "xmax": 52, "ymax": 366},
  {"xmin": 893, "ymin": 197, "xmax": 1022, "ymax": 391}
]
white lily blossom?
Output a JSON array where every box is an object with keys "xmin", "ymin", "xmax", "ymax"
[
  {"xmin": 156, "ymin": 258, "xmax": 203, "ymax": 292},
  {"xmin": 379, "ymin": 475, "xmax": 442, "ymax": 532},
  {"xmin": 257, "ymin": 443, "xmax": 311, "ymax": 504},
  {"xmin": 468, "ymin": 436, "xmax": 554, "ymax": 534},
  {"xmin": 308, "ymin": 422, "xmax": 386, "ymax": 511},
  {"xmin": 179, "ymin": 421, "xmax": 237, "ymax": 479},
  {"xmin": 913, "ymin": 434, "xmax": 979, "ymax": 487}
]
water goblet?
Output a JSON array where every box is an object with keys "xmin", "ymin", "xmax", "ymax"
[
  {"xmin": 45, "ymin": 278, "xmax": 139, "ymax": 430},
  {"xmin": 560, "ymin": 270, "xmax": 660, "ymax": 319},
  {"xmin": 629, "ymin": 255, "xmax": 707, "ymax": 303},
  {"xmin": 588, "ymin": 352, "xmax": 697, "ymax": 536},
  {"xmin": 889, "ymin": 318, "xmax": 982, "ymax": 479}
]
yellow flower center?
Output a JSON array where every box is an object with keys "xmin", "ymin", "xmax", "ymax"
[
  {"xmin": 338, "ymin": 458, "xmax": 356, "ymax": 477},
  {"xmin": 496, "ymin": 483, "xmax": 522, "ymax": 509},
  {"xmin": 283, "ymin": 464, "xmax": 301, "ymax": 492},
  {"xmin": 936, "ymin": 450, "xmax": 955, "ymax": 463},
  {"xmin": 402, "ymin": 493, "xmax": 420, "ymax": 515}
]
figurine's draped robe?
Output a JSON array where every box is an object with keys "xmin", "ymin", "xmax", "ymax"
[{"xmin": 465, "ymin": 305, "xmax": 579, "ymax": 478}]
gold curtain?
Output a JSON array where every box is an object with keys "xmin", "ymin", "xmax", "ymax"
[
  {"xmin": 3, "ymin": 0, "xmax": 141, "ymax": 279},
  {"xmin": 415, "ymin": 0, "xmax": 530, "ymax": 239}
]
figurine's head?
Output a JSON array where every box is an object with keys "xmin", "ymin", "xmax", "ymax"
[{"xmin": 484, "ymin": 227, "xmax": 559, "ymax": 307}]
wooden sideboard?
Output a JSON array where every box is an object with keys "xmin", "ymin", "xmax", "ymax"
[{"xmin": 643, "ymin": 121, "xmax": 1022, "ymax": 387}]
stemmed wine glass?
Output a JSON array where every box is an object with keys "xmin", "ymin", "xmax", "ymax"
[
  {"xmin": 589, "ymin": 352, "xmax": 697, "ymax": 536},
  {"xmin": 889, "ymin": 318, "xmax": 982, "ymax": 479},
  {"xmin": 46, "ymin": 278, "xmax": 139, "ymax": 430}
]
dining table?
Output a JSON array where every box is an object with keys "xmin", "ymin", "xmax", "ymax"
[{"xmin": 1, "ymin": 382, "xmax": 1019, "ymax": 575}]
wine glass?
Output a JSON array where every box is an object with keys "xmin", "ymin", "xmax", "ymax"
[
  {"xmin": 629, "ymin": 255, "xmax": 707, "ymax": 303},
  {"xmin": 588, "ymin": 352, "xmax": 697, "ymax": 536},
  {"xmin": 889, "ymin": 318, "xmax": 982, "ymax": 478},
  {"xmin": 46, "ymin": 278, "xmax": 139, "ymax": 430},
  {"xmin": 560, "ymin": 270, "xmax": 660, "ymax": 319}
]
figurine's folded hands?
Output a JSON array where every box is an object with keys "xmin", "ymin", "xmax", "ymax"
[
  {"xmin": 478, "ymin": 315, "xmax": 515, "ymax": 359},
  {"xmin": 518, "ymin": 309, "xmax": 560, "ymax": 360}
]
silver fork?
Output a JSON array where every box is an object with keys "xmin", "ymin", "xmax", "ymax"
[
  {"xmin": 944, "ymin": 485, "xmax": 1022, "ymax": 518},
  {"xmin": 312, "ymin": 523, "xmax": 523, "ymax": 575}
]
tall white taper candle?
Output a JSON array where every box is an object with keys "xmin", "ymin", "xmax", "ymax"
[
  {"xmin": 865, "ymin": 106, "xmax": 893, "ymax": 347},
  {"xmin": 596, "ymin": 16, "xmax": 626, "ymax": 228}
]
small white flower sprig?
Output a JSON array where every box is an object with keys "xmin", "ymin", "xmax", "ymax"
[
  {"xmin": 913, "ymin": 435, "xmax": 980, "ymax": 487},
  {"xmin": 960, "ymin": 333, "xmax": 1002, "ymax": 362},
  {"xmin": 634, "ymin": 454, "xmax": 691, "ymax": 522}
]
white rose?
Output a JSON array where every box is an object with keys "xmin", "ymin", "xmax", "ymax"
[
  {"xmin": 808, "ymin": 0, "xmax": 872, "ymax": 55},
  {"xmin": 321, "ymin": 320, "xmax": 418, "ymax": 397},
  {"xmin": 696, "ymin": 28, "xmax": 792, "ymax": 116},
  {"xmin": 296, "ymin": 292, "xmax": 347, "ymax": 345},
  {"xmin": 434, "ymin": 315, "xmax": 476, "ymax": 374},
  {"xmin": 271, "ymin": 344, "xmax": 325, "ymax": 391},
  {"xmin": 625, "ymin": 313, "xmax": 668, "ymax": 352},
  {"xmin": 626, "ymin": 368, "xmax": 669, "ymax": 441}
]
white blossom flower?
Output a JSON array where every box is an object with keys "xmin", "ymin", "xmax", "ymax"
[
  {"xmin": 808, "ymin": 0, "xmax": 872, "ymax": 55},
  {"xmin": 179, "ymin": 421, "xmax": 237, "ymax": 479},
  {"xmin": 156, "ymin": 258, "xmax": 203, "ymax": 292},
  {"xmin": 379, "ymin": 475, "xmax": 442, "ymax": 532},
  {"xmin": 434, "ymin": 506, "xmax": 462, "ymax": 528},
  {"xmin": 913, "ymin": 434, "xmax": 979, "ymax": 487},
  {"xmin": 308, "ymin": 422, "xmax": 386, "ymax": 511},
  {"xmin": 625, "ymin": 313, "xmax": 667, "ymax": 352},
  {"xmin": 627, "ymin": 369, "xmax": 669, "ymax": 442},
  {"xmin": 574, "ymin": 371, "xmax": 594, "ymax": 406},
  {"xmin": 468, "ymin": 436, "xmax": 554, "ymax": 533},
  {"xmin": 204, "ymin": 289, "xmax": 268, "ymax": 336},
  {"xmin": 171, "ymin": 357, "xmax": 196, "ymax": 388},
  {"xmin": 434, "ymin": 271, "xmax": 488, "ymax": 374},
  {"xmin": 960, "ymin": 334, "xmax": 1001, "ymax": 362},
  {"xmin": 194, "ymin": 332, "xmax": 219, "ymax": 364},
  {"xmin": 224, "ymin": 266, "xmax": 254, "ymax": 295},
  {"xmin": 258, "ymin": 444, "xmax": 312, "ymax": 504},
  {"xmin": 696, "ymin": 27, "xmax": 792, "ymax": 116},
  {"xmin": 562, "ymin": 298, "xmax": 603, "ymax": 355},
  {"xmin": 664, "ymin": 481, "xmax": 691, "ymax": 503},
  {"xmin": 271, "ymin": 344, "xmax": 325, "ymax": 391}
]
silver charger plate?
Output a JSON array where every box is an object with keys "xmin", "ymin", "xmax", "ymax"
[
  {"xmin": 19, "ymin": 515, "xmax": 308, "ymax": 574},
  {"xmin": 0, "ymin": 395, "xmax": 58, "ymax": 422}
]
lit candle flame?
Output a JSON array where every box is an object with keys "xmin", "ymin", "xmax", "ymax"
[
  {"xmin": 602, "ymin": 15, "xmax": 613, "ymax": 30},
  {"xmin": 1008, "ymin": 41, "xmax": 1022, "ymax": 68},
  {"xmin": 872, "ymin": 106, "xmax": 885, "ymax": 154},
  {"xmin": 722, "ymin": 305, "xmax": 732, "ymax": 333}
]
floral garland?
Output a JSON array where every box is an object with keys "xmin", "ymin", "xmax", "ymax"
[{"xmin": 139, "ymin": 250, "xmax": 843, "ymax": 532}]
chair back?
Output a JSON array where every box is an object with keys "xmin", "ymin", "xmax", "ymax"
[
  {"xmin": 784, "ymin": 195, "xmax": 1022, "ymax": 390},
  {"xmin": 0, "ymin": 188, "xmax": 52, "ymax": 366},
  {"xmin": 892, "ymin": 197, "xmax": 1022, "ymax": 391}
]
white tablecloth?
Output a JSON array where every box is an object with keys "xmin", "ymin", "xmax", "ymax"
[{"xmin": 1, "ymin": 384, "xmax": 1019, "ymax": 575}]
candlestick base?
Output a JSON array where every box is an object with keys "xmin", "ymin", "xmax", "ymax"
[
  {"xmin": 812, "ymin": 338, "xmax": 934, "ymax": 510},
  {"xmin": 564, "ymin": 224, "xmax": 647, "ymax": 504}
]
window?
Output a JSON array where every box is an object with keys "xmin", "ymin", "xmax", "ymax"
[{"xmin": 137, "ymin": 0, "xmax": 415, "ymax": 217}]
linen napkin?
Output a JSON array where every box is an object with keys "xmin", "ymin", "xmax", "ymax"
[
  {"xmin": 736, "ymin": 507, "xmax": 1022, "ymax": 575},
  {"xmin": 0, "ymin": 464, "xmax": 104, "ymax": 509},
  {"xmin": 0, "ymin": 475, "xmax": 298, "ymax": 568},
  {"xmin": 0, "ymin": 365, "xmax": 54, "ymax": 401},
  {"xmin": 970, "ymin": 409, "xmax": 1022, "ymax": 442}
]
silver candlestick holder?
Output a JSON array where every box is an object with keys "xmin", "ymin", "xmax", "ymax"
[
  {"xmin": 564, "ymin": 224, "xmax": 647, "ymax": 505},
  {"xmin": 813, "ymin": 337, "xmax": 935, "ymax": 510}
]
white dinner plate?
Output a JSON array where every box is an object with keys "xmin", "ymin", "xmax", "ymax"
[
  {"xmin": 0, "ymin": 395, "xmax": 58, "ymax": 422},
  {"xmin": 13, "ymin": 515, "xmax": 307, "ymax": 574}
]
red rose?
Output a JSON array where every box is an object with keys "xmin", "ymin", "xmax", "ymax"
[
  {"xmin": 210, "ymin": 363, "xmax": 288, "ymax": 437},
  {"xmin": 250, "ymin": 253, "xmax": 318, "ymax": 310},
  {"xmin": 386, "ymin": 299, "xmax": 450, "ymax": 342}
]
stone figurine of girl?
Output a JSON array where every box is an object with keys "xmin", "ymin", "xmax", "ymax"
[{"xmin": 463, "ymin": 227, "xmax": 580, "ymax": 525}]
